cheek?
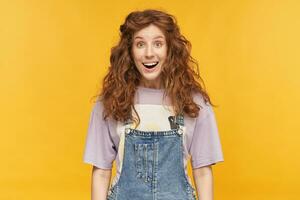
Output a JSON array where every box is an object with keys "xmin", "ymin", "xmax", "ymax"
[
  {"xmin": 158, "ymin": 47, "xmax": 167, "ymax": 57},
  {"xmin": 132, "ymin": 50, "xmax": 142, "ymax": 62}
]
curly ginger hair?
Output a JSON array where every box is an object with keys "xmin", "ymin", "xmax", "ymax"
[{"xmin": 92, "ymin": 9, "xmax": 216, "ymax": 127}]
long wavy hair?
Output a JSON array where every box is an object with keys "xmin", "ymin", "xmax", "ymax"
[{"xmin": 92, "ymin": 9, "xmax": 216, "ymax": 127}]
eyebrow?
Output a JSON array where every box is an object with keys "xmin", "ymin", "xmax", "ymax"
[{"xmin": 134, "ymin": 35, "xmax": 165, "ymax": 40}]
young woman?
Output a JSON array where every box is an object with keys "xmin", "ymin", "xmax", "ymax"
[{"xmin": 83, "ymin": 9, "xmax": 224, "ymax": 200}]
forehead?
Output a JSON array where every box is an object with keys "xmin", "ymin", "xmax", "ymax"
[{"xmin": 133, "ymin": 24, "xmax": 166, "ymax": 40}]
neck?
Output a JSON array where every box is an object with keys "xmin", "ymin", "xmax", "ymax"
[{"xmin": 139, "ymin": 80, "xmax": 163, "ymax": 89}]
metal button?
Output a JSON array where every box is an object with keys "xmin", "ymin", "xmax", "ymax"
[
  {"xmin": 136, "ymin": 172, "xmax": 142, "ymax": 178},
  {"xmin": 178, "ymin": 128, "xmax": 183, "ymax": 135},
  {"xmin": 125, "ymin": 128, "xmax": 130, "ymax": 134}
]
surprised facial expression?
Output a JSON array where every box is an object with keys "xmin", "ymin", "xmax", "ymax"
[{"xmin": 131, "ymin": 24, "xmax": 167, "ymax": 88}]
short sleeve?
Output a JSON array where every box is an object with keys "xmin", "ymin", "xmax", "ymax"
[
  {"xmin": 82, "ymin": 101, "xmax": 117, "ymax": 169},
  {"xmin": 190, "ymin": 99, "xmax": 224, "ymax": 169}
]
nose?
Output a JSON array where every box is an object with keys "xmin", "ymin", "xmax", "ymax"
[{"xmin": 145, "ymin": 45, "xmax": 154, "ymax": 58}]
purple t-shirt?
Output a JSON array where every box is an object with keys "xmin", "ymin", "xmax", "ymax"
[{"xmin": 83, "ymin": 86, "xmax": 224, "ymax": 186}]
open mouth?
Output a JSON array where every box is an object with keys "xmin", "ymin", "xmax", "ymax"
[{"xmin": 142, "ymin": 61, "xmax": 159, "ymax": 69}]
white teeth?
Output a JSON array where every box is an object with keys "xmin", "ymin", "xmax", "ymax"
[{"xmin": 143, "ymin": 62, "xmax": 158, "ymax": 66}]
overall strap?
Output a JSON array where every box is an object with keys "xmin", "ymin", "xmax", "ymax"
[
  {"xmin": 124, "ymin": 117, "xmax": 132, "ymax": 134},
  {"xmin": 175, "ymin": 113, "xmax": 185, "ymax": 135},
  {"xmin": 174, "ymin": 113, "xmax": 184, "ymax": 127}
]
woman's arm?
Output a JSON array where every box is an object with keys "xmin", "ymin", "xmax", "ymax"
[
  {"xmin": 192, "ymin": 165, "xmax": 214, "ymax": 200},
  {"xmin": 91, "ymin": 166, "xmax": 112, "ymax": 200}
]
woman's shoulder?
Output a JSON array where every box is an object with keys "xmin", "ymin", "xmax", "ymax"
[
  {"xmin": 192, "ymin": 91, "xmax": 210, "ymax": 107},
  {"xmin": 90, "ymin": 99, "xmax": 105, "ymax": 117},
  {"xmin": 191, "ymin": 91, "xmax": 214, "ymax": 121}
]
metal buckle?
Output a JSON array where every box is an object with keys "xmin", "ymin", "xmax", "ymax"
[
  {"xmin": 177, "ymin": 128, "xmax": 183, "ymax": 135},
  {"xmin": 125, "ymin": 128, "xmax": 130, "ymax": 134}
]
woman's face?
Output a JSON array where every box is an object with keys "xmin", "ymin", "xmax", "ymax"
[{"xmin": 131, "ymin": 24, "xmax": 167, "ymax": 89}]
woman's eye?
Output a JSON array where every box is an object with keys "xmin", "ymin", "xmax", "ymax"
[
  {"xmin": 136, "ymin": 42, "xmax": 144, "ymax": 48},
  {"xmin": 135, "ymin": 41, "xmax": 163, "ymax": 48},
  {"xmin": 154, "ymin": 42, "xmax": 163, "ymax": 47}
]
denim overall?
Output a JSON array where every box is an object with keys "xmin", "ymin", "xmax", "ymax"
[{"xmin": 107, "ymin": 114, "xmax": 197, "ymax": 200}]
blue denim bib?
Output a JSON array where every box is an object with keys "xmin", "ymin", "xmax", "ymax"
[{"xmin": 107, "ymin": 114, "xmax": 197, "ymax": 200}]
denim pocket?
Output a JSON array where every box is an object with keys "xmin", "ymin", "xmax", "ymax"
[{"xmin": 134, "ymin": 143, "xmax": 153, "ymax": 183}]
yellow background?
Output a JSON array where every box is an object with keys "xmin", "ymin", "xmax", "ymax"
[{"xmin": 1, "ymin": 0, "xmax": 299, "ymax": 199}]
